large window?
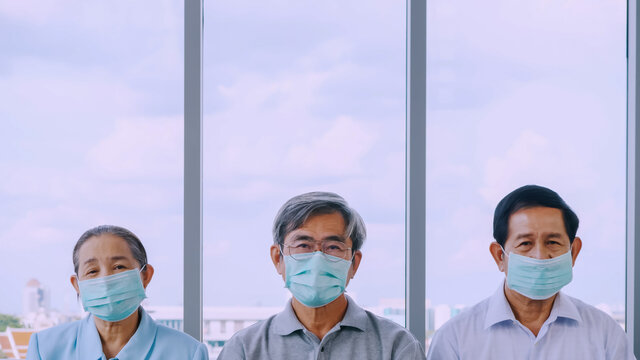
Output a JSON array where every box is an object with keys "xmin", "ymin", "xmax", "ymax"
[
  {"xmin": 0, "ymin": 0, "xmax": 184, "ymax": 353},
  {"xmin": 425, "ymin": 0, "xmax": 626, "ymax": 345},
  {"xmin": 201, "ymin": 0, "xmax": 406, "ymax": 357},
  {"xmin": 2, "ymin": 1, "xmax": 637, "ymax": 359}
]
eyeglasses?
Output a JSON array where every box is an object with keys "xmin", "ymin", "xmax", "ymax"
[{"xmin": 281, "ymin": 240, "xmax": 353, "ymax": 262}]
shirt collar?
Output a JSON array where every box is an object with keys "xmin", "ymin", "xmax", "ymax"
[
  {"xmin": 547, "ymin": 291, "xmax": 582, "ymax": 324},
  {"xmin": 114, "ymin": 307, "xmax": 158, "ymax": 360},
  {"xmin": 77, "ymin": 313, "xmax": 104, "ymax": 360},
  {"xmin": 76, "ymin": 307, "xmax": 157, "ymax": 360},
  {"xmin": 339, "ymin": 295, "xmax": 368, "ymax": 331},
  {"xmin": 273, "ymin": 295, "xmax": 368, "ymax": 336},
  {"xmin": 484, "ymin": 282, "xmax": 517, "ymax": 329},
  {"xmin": 484, "ymin": 281, "xmax": 582, "ymax": 330},
  {"xmin": 272, "ymin": 299, "xmax": 305, "ymax": 336}
]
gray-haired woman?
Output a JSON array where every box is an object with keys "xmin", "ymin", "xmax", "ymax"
[{"xmin": 27, "ymin": 225, "xmax": 208, "ymax": 360}]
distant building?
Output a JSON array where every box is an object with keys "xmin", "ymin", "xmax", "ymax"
[
  {"xmin": 0, "ymin": 327, "xmax": 35, "ymax": 359},
  {"xmin": 20, "ymin": 279, "xmax": 79, "ymax": 330},
  {"xmin": 22, "ymin": 279, "xmax": 50, "ymax": 316}
]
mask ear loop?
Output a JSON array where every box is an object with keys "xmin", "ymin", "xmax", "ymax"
[
  {"xmin": 73, "ymin": 273, "xmax": 81, "ymax": 302},
  {"xmin": 499, "ymin": 245, "xmax": 510, "ymax": 274},
  {"xmin": 499, "ymin": 245, "xmax": 509, "ymax": 259}
]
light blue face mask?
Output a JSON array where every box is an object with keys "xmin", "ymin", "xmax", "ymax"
[
  {"xmin": 284, "ymin": 251, "xmax": 352, "ymax": 308},
  {"xmin": 503, "ymin": 248, "xmax": 573, "ymax": 300},
  {"xmin": 78, "ymin": 267, "xmax": 147, "ymax": 322}
]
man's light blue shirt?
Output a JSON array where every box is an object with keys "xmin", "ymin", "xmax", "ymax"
[
  {"xmin": 427, "ymin": 283, "xmax": 635, "ymax": 360},
  {"xmin": 26, "ymin": 307, "xmax": 209, "ymax": 360}
]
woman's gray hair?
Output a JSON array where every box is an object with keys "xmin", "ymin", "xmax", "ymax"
[
  {"xmin": 73, "ymin": 225, "xmax": 148, "ymax": 274},
  {"xmin": 273, "ymin": 192, "xmax": 366, "ymax": 251}
]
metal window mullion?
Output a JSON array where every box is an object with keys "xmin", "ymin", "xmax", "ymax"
[
  {"xmin": 184, "ymin": 0, "xmax": 203, "ymax": 341},
  {"xmin": 406, "ymin": 0, "xmax": 427, "ymax": 348}
]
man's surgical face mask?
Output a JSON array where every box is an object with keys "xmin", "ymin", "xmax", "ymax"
[
  {"xmin": 283, "ymin": 251, "xmax": 351, "ymax": 308},
  {"xmin": 502, "ymin": 247, "xmax": 573, "ymax": 300}
]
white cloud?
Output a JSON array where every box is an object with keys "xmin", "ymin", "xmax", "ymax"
[
  {"xmin": 0, "ymin": 57, "xmax": 142, "ymax": 122},
  {"xmin": 0, "ymin": 0, "xmax": 181, "ymax": 31},
  {"xmin": 86, "ymin": 116, "xmax": 183, "ymax": 180},
  {"xmin": 429, "ymin": 0, "xmax": 625, "ymax": 68},
  {"xmin": 0, "ymin": 0, "xmax": 64, "ymax": 26},
  {"xmin": 285, "ymin": 116, "xmax": 378, "ymax": 176},
  {"xmin": 0, "ymin": 207, "xmax": 76, "ymax": 250},
  {"xmin": 205, "ymin": 59, "xmax": 384, "ymax": 180},
  {"xmin": 204, "ymin": 239, "xmax": 232, "ymax": 258},
  {"xmin": 479, "ymin": 130, "xmax": 553, "ymax": 204}
]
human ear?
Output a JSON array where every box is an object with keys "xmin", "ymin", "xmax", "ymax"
[
  {"xmin": 270, "ymin": 245, "xmax": 285, "ymax": 280},
  {"xmin": 570, "ymin": 237, "xmax": 582, "ymax": 266},
  {"xmin": 348, "ymin": 250, "xmax": 362, "ymax": 279},
  {"xmin": 70, "ymin": 275, "xmax": 80, "ymax": 295},
  {"xmin": 489, "ymin": 242, "xmax": 506, "ymax": 272},
  {"xmin": 141, "ymin": 264, "xmax": 155, "ymax": 289}
]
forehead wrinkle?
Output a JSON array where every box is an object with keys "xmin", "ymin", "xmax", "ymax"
[
  {"xmin": 81, "ymin": 255, "xmax": 133, "ymax": 266},
  {"xmin": 289, "ymin": 233, "xmax": 347, "ymax": 243},
  {"xmin": 546, "ymin": 232, "xmax": 564, "ymax": 237},
  {"xmin": 323, "ymin": 235, "xmax": 346, "ymax": 242},
  {"xmin": 514, "ymin": 232, "xmax": 535, "ymax": 240}
]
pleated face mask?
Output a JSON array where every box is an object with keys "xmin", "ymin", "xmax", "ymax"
[
  {"xmin": 284, "ymin": 251, "xmax": 351, "ymax": 308},
  {"xmin": 78, "ymin": 266, "xmax": 147, "ymax": 322},
  {"xmin": 503, "ymin": 248, "xmax": 573, "ymax": 300}
]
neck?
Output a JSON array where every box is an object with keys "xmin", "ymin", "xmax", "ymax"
[
  {"xmin": 291, "ymin": 294, "xmax": 348, "ymax": 340},
  {"xmin": 503, "ymin": 283, "xmax": 556, "ymax": 336},
  {"xmin": 93, "ymin": 309, "xmax": 140, "ymax": 358}
]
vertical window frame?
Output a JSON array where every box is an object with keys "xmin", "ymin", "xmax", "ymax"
[
  {"xmin": 406, "ymin": 0, "xmax": 427, "ymax": 347},
  {"xmin": 184, "ymin": 0, "xmax": 204, "ymax": 341}
]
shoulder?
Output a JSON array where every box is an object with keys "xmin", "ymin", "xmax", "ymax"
[
  {"xmin": 564, "ymin": 295, "xmax": 624, "ymax": 331},
  {"xmin": 156, "ymin": 323, "xmax": 205, "ymax": 346},
  {"xmin": 226, "ymin": 314, "xmax": 277, "ymax": 344},
  {"xmin": 357, "ymin": 309, "xmax": 426, "ymax": 358},
  {"xmin": 436, "ymin": 297, "xmax": 490, "ymax": 335},
  {"xmin": 27, "ymin": 319, "xmax": 83, "ymax": 354},
  {"xmin": 363, "ymin": 309, "xmax": 420, "ymax": 345},
  {"xmin": 218, "ymin": 315, "xmax": 278, "ymax": 359},
  {"xmin": 428, "ymin": 296, "xmax": 490, "ymax": 355},
  {"xmin": 561, "ymin": 294, "xmax": 633, "ymax": 357},
  {"xmin": 155, "ymin": 323, "xmax": 209, "ymax": 353},
  {"xmin": 33, "ymin": 319, "xmax": 82, "ymax": 340}
]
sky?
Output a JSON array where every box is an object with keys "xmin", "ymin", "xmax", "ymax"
[{"xmin": 0, "ymin": 0, "xmax": 628, "ymax": 320}]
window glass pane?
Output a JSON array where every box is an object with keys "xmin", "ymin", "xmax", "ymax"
[
  {"xmin": 203, "ymin": 1, "xmax": 406, "ymax": 357},
  {"xmin": 0, "ymin": 1, "xmax": 184, "ymax": 354},
  {"xmin": 426, "ymin": 0, "xmax": 626, "ymax": 347}
]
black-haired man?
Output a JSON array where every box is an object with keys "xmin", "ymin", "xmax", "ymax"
[{"xmin": 428, "ymin": 185, "xmax": 634, "ymax": 360}]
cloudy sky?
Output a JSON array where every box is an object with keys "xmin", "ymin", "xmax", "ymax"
[{"xmin": 0, "ymin": 0, "xmax": 627, "ymax": 323}]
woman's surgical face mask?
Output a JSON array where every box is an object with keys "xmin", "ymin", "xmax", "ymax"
[
  {"xmin": 77, "ymin": 266, "xmax": 147, "ymax": 322},
  {"xmin": 501, "ymin": 247, "xmax": 573, "ymax": 300}
]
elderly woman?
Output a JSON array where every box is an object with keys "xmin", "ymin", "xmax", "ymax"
[{"xmin": 26, "ymin": 225, "xmax": 208, "ymax": 360}]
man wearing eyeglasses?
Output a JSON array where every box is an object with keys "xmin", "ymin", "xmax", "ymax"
[{"xmin": 218, "ymin": 191, "xmax": 426, "ymax": 360}]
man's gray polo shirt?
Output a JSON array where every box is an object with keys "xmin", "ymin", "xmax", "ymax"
[{"xmin": 218, "ymin": 295, "xmax": 426, "ymax": 360}]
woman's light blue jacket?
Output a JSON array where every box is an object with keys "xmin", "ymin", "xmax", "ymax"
[{"xmin": 26, "ymin": 308, "xmax": 209, "ymax": 360}]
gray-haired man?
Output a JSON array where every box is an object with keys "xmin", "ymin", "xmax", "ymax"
[{"xmin": 218, "ymin": 191, "xmax": 425, "ymax": 360}]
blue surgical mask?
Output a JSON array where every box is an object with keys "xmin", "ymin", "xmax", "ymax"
[
  {"xmin": 78, "ymin": 267, "xmax": 147, "ymax": 322},
  {"xmin": 503, "ymin": 248, "xmax": 573, "ymax": 300},
  {"xmin": 284, "ymin": 251, "xmax": 351, "ymax": 308}
]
